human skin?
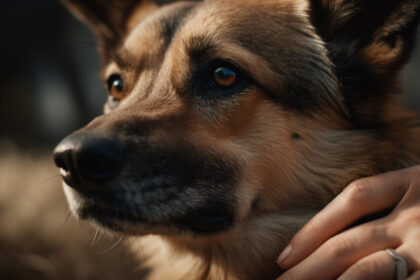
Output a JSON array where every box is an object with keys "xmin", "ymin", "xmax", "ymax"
[{"xmin": 276, "ymin": 165, "xmax": 420, "ymax": 280}]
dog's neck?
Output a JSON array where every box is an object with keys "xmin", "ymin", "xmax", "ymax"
[{"xmin": 130, "ymin": 211, "xmax": 314, "ymax": 280}]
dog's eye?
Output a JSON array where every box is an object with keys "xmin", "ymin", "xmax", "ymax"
[
  {"xmin": 107, "ymin": 74, "xmax": 124, "ymax": 99},
  {"xmin": 208, "ymin": 61, "xmax": 242, "ymax": 91},
  {"xmin": 212, "ymin": 67, "xmax": 238, "ymax": 88},
  {"xmin": 106, "ymin": 74, "xmax": 123, "ymax": 109},
  {"xmin": 203, "ymin": 60, "xmax": 249, "ymax": 96}
]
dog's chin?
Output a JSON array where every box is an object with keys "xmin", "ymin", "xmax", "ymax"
[{"xmin": 63, "ymin": 184, "xmax": 234, "ymax": 236}]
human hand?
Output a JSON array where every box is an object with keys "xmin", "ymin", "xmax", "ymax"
[{"xmin": 276, "ymin": 165, "xmax": 420, "ymax": 280}]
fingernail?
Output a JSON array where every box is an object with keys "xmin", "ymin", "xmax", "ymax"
[{"xmin": 277, "ymin": 245, "xmax": 292, "ymax": 267}]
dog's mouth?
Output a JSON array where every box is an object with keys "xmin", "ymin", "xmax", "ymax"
[
  {"xmin": 59, "ymin": 143, "xmax": 239, "ymax": 236},
  {"xmin": 71, "ymin": 187, "xmax": 234, "ymax": 235}
]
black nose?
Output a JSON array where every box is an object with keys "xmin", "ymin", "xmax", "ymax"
[{"xmin": 53, "ymin": 134, "xmax": 124, "ymax": 189}]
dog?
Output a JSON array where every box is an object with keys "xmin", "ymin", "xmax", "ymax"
[{"xmin": 54, "ymin": 0, "xmax": 420, "ymax": 279}]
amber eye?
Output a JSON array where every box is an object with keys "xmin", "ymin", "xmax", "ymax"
[
  {"xmin": 212, "ymin": 67, "xmax": 238, "ymax": 88},
  {"xmin": 201, "ymin": 59, "xmax": 248, "ymax": 97},
  {"xmin": 106, "ymin": 74, "xmax": 124, "ymax": 101}
]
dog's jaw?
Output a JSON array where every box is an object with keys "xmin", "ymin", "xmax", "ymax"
[
  {"xmin": 64, "ymin": 179, "xmax": 310, "ymax": 279},
  {"xmin": 64, "ymin": 180, "xmax": 313, "ymax": 280}
]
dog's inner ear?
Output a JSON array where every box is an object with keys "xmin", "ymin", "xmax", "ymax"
[
  {"xmin": 61, "ymin": 0, "xmax": 187, "ymax": 49},
  {"xmin": 309, "ymin": 0, "xmax": 420, "ymax": 125}
]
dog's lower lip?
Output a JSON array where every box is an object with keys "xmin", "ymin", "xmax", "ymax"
[
  {"xmin": 81, "ymin": 202, "xmax": 232, "ymax": 233},
  {"xmin": 80, "ymin": 203, "xmax": 143, "ymax": 222}
]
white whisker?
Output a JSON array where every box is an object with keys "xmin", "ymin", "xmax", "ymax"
[
  {"xmin": 63, "ymin": 210, "xmax": 72, "ymax": 225},
  {"xmin": 91, "ymin": 228, "xmax": 100, "ymax": 247},
  {"xmin": 99, "ymin": 235, "xmax": 124, "ymax": 254}
]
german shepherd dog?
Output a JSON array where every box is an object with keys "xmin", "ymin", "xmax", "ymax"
[{"xmin": 54, "ymin": 0, "xmax": 420, "ymax": 279}]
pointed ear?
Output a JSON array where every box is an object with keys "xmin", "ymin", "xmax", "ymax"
[
  {"xmin": 309, "ymin": 0, "xmax": 420, "ymax": 123},
  {"xmin": 61, "ymin": 0, "xmax": 179, "ymax": 47}
]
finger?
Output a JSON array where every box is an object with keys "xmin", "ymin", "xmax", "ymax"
[
  {"xmin": 394, "ymin": 166, "xmax": 420, "ymax": 209},
  {"xmin": 397, "ymin": 243, "xmax": 420, "ymax": 275},
  {"xmin": 337, "ymin": 250, "xmax": 394, "ymax": 280},
  {"xmin": 408, "ymin": 271, "xmax": 420, "ymax": 280},
  {"xmin": 278, "ymin": 169, "xmax": 411, "ymax": 269},
  {"xmin": 277, "ymin": 219, "xmax": 398, "ymax": 280}
]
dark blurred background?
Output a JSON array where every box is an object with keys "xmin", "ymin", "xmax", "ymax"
[{"xmin": 1, "ymin": 0, "xmax": 105, "ymax": 150}]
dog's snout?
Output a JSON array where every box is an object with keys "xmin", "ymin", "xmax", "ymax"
[
  {"xmin": 78, "ymin": 137, "xmax": 125, "ymax": 180},
  {"xmin": 54, "ymin": 134, "xmax": 124, "ymax": 190}
]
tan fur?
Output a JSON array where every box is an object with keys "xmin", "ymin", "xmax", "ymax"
[
  {"xmin": 58, "ymin": 0, "xmax": 420, "ymax": 279},
  {"xmin": 126, "ymin": 104, "xmax": 420, "ymax": 280}
]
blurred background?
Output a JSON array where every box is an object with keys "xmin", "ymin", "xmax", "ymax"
[
  {"xmin": 0, "ymin": 0, "xmax": 419, "ymax": 279},
  {"xmin": 1, "ymin": 0, "xmax": 104, "ymax": 149},
  {"xmin": 0, "ymin": 1, "xmax": 139, "ymax": 279}
]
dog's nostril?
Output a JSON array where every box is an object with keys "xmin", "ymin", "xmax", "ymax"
[
  {"xmin": 77, "ymin": 138, "xmax": 124, "ymax": 180},
  {"xmin": 53, "ymin": 146, "xmax": 73, "ymax": 173},
  {"xmin": 54, "ymin": 155, "xmax": 69, "ymax": 172},
  {"xmin": 53, "ymin": 142, "xmax": 81, "ymax": 187}
]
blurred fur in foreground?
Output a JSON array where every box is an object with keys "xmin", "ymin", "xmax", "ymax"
[{"xmin": 0, "ymin": 141, "xmax": 140, "ymax": 280}]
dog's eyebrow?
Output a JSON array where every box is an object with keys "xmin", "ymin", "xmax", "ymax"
[
  {"xmin": 110, "ymin": 48, "xmax": 139, "ymax": 70},
  {"xmin": 184, "ymin": 35, "xmax": 214, "ymax": 62}
]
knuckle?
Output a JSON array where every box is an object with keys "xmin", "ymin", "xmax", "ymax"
[
  {"xmin": 354, "ymin": 259, "xmax": 381, "ymax": 278},
  {"xmin": 324, "ymin": 236, "xmax": 355, "ymax": 258},
  {"xmin": 409, "ymin": 170, "xmax": 420, "ymax": 192},
  {"xmin": 346, "ymin": 179, "xmax": 373, "ymax": 202},
  {"xmin": 360, "ymin": 225, "xmax": 380, "ymax": 240}
]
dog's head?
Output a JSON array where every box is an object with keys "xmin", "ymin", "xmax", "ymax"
[{"xmin": 55, "ymin": 0, "xmax": 420, "ymax": 237}]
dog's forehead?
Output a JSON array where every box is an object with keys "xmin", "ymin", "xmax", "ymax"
[
  {"xmin": 185, "ymin": 0, "xmax": 309, "ymax": 34},
  {"xmin": 119, "ymin": 2, "xmax": 196, "ymax": 69},
  {"xmin": 121, "ymin": 0, "xmax": 311, "ymax": 66}
]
